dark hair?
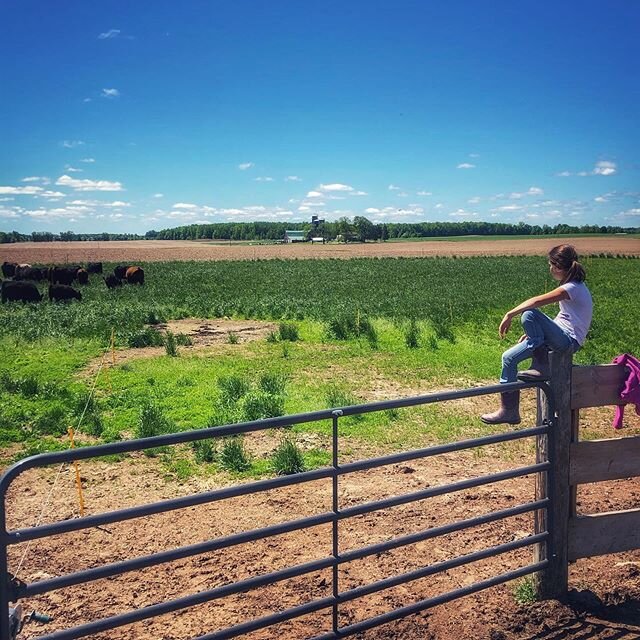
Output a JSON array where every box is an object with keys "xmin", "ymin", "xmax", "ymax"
[{"xmin": 548, "ymin": 244, "xmax": 586, "ymax": 284}]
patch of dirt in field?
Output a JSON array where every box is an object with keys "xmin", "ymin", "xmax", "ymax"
[
  {"xmin": 78, "ymin": 319, "xmax": 277, "ymax": 380},
  {"xmin": 160, "ymin": 318, "xmax": 278, "ymax": 347},
  {"xmin": 4, "ymin": 411, "xmax": 640, "ymax": 640},
  {"xmin": 1, "ymin": 236, "xmax": 639, "ymax": 263}
]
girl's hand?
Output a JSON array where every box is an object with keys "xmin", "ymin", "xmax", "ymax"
[{"xmin": 499, "ymin": 314, "xmax": 512, "ymax": 339}]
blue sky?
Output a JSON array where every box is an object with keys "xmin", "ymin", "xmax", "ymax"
[{"xmin": 1, "ymin": 1, "xmax": 639, "ymax": 234}]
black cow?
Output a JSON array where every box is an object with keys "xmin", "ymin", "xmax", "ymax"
[
  {"xmin": 125, "ymin": 266, "xmax": 144, "ymax": 285},
  {"xmin": 1, "ymin": 281, "xmax": 42, "ymax": 303},
  {"xmin": 114, "ymin": 265, "xmax": 131, "ymax": 279},
  {"xmin": 49, "ymin": 284, "xmax": 82, "ymax": 302},
  {"xmin": 1, "ymin": 262, "xmax": 17, "ymax": 278},
  {"xmin": 87, "ymin": 262, "xmax": 103, "ymax": 274},
  {"xmin": 14, "ymin": 266, "xmax": 46, "ymax": 281},
  {"xmin": 104, "ymin": 274, "xmax": 122, "ymax": 289},
  {"xmin": 76, "ymin": 269, "xmax": 89, "ymax": 285},
  {"xmin": 49, "ymin": 266, "xmax": 77, "ymax": 286}
]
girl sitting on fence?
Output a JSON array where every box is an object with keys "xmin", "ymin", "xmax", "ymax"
[{"xmin": 481, "ymin": 244, "xmax": 593, "ymax": 425}]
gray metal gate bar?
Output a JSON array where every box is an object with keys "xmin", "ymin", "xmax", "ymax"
[{"xmin": 339, "ymin": 462, "xmax": 550, "ymax": 518}]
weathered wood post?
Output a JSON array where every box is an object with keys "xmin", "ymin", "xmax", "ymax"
[{"xmin": 534, "ymin": 348, "xmax": 573, "ymax": 600}]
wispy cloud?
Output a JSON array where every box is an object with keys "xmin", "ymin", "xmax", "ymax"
[
  {"xmin": 449, "ymin": 208, "xmax": 477, "ymax": 217},
  {"xmin": 21, "ymin": 176, "xmax": 51, "ymax": 184},
  {"xmin": 456, "ymin": 163, "xmax": 475, "ymax": 169},
  {"xmin": 388, "ymin": 184, "xmax": 401, "ymax": 191},
  {"xmin": 153, "ymin": 193, "xmax": 164, "ymax": 198},
  {"xmin": 81, "ymin": 158, "xmax": 95, "ymax": 163},
  {"xmin": 593, "ymin": 160, "xmax": 616, "ymax": 176},
  {"xmin": 0, "ymin": 185, "xmax": 44, "ymax": 195},
  {"xmin": 65, "ymin": 165, "xmax": 83, "ymax": 173},
  {"xmin": 509, "ymin": 186, "xmax": 544, "ymax": 199},
  {"xmin": 556, "ymin": 160, "xmax": 617, "ymax": 177},
  {"xmin": 306, "ymin": 191, "xmax": 323, "ymax": 198},
  {"xmin": 255, "ymin": 176, "xmax": 274, "ymax": 182},
  {"xmin": 416, "ymin": 190, "xmax": 432, "ymax": 196},
  {"xmin": 102, "ymin": 88, "xmax": 120, "ymax": 98},
  {"xmin": 238, "ymin": 162, "xmax": 254, "ymax": 170},
  {"xmin": 62, "ymin": 140, "xmax": 85, "ymax": 148},
  {"xmin": 55, "ymin": 174, "xmax": 123, "ymax": 192},
  {"xmin": 98, "ymin": 29, "xmax": 121, "ymax": 39},
  {"xmin": 285, "ymin": 175, "xmax": 301, "ymax": 182},
  {"xmin": 319, "ymin": 183, "xmax": 354, "ymax": 192}
]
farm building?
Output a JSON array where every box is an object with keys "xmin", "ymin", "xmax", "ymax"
[{"xmin": 284, "ymin": 230, "xmax": 305, "ymax": 243}]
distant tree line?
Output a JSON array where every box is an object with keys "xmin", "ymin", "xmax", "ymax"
[
  {"xmin": 1, "ymin": 219, "xmax": 637, "ymax": 244},
  {"xmin": 0, "ymin": 230, "xmax": 144, "ymax": 244},
  {"xmin": 148, "ymin": 219, "xmax": 637, "ymax": 242}
]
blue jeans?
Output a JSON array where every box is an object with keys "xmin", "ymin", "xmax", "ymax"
[{"xmin": 500, "ymin": 309, "xmax": 579, "ymax": 383}]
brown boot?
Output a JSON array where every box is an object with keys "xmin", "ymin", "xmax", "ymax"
[
  {"xmin": 480, "ymin": 391, "xmax": 521, "ymax": 425},
  {"xmin": 517, "ymin": 347, "xmax": 549, "ymax": 381}
]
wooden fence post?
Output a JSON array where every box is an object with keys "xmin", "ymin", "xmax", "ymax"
[{"xmin": 534, "ymin": 349, "xmax": 573, "ymax": 600}]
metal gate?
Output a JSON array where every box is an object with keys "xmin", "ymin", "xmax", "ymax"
[{"xmin": 1, "ymin": 380, "xmax": 553, "ymax": 640}]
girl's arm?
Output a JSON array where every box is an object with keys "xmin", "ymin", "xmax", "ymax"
[{"xmin": 499, "ymin": 286, "xmax": 569, "ymax": 338}]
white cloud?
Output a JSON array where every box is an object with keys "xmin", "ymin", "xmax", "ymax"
[
  {"xmin": 457, "ymin": 163, "xmax": 475, "ymax": 169},
  {"xmin": 104, "ymin": 200, "xmax": 131, "ymax": 207},
  {"xmin": 364, "ymin": 208, "xmax": 380, "ymax": 214},
  {"xmin": 173, "ymin": 202, "xmax": 198, "ymax": 210},
  {"xmin": 55, "ymin": 174, "xmax": 123, "ymax": 191},
  {"xmin": 593, "ymin": 160, "xmax": 616, "ymax": 176},
  {"xmin": 594, "ymin": 196, "xmax": 607, "ymax": 203},
  {"xmin": 238, "ymin": 162, "xmax": 254, "ymax": 170},
  {"xmin": 491, "ymin": 205, "xmax": 523, "ymax": 212},
  {"xmin": 254, "ymin": 176, "xmax": 274, "ymax": 182},
  {"xmin": 397, "ymin": 192, "xmax": 409, "ymax": 197},
  {"xmin": 468, "ymin": 197, "xmax": 481, "ymax": 204},
  {"xmin": 98, "ymin": 29, "xmax": 121, "ymax": 39},
  {"xmin": 306, "ymin": 191, "xmax": 322, "ymax": 198},
  {"xmin": 83, "ymin": 98, "xmax": 92, "ymax": 103},
  {"xmin": 0, "ymin": 185, "xmax": 44, "ymax": 195},
  {"xmin": 556, "ymin": 171, "xmax": 572, "ymax": 177},
  {"xmin": 469, "ymin": 153, "xmax": 480, "ymax": 158},
  {"xmin": 285, "ymin": 176, "xmax": 301, "ymax": 182},
  {"xmin": 62, "ymin": 140, "xmax": 85, "ymax": 148},
  {"xmin": 449, "ymin": 209, "xmax": 477, "ymax": 217},
  {"xmin": 65, "ymin": 166, "xmax": 83, "ymax": 173},
  {"xmin": 81, "ymin": 158, "xmax": 95, "ymax": 163},
  {"xmin": 388, "ymin": 184, "xmax": 401, "ymax": 191},
  {"xmin": 509, "ymin": 186, "xmax": 544, "ymax": 199},
  {"xmin": 434, "ymin": 203, "xmax": 444, "ymax": 209},
  {"xmin": 417, "ymin": 190, "xmax": 432, "ymax": 196},
  {"xmin": 352, "ymin": 191, "xmax": 367, "ymax": 196},
  {"xmin": 39, "ymin": 190, "xmax": 65, "ymax": 198},
  {"xmin": 153, "ymin": 193, "xmax": 164, "ymax": 198},
  {"xmin": 0, "ymin": 208, "xmax": 19, "ymax": 218},
  {"xmin": 618, "ymin": 208, "xmax": 640, "ymax": 217},
  {"xmin": 319, "ymin": 183, "xmax": 354, "ymax": 192},
  {"xmin": 577, "ymin": 171, "xmax": 589, "ymax": 177},
  {"xmin": 22, "ymin": 176, "xmax": 50, "ymax": 184},
  {"xmin": 102, "ymin": 88, "xmax": 120, "ymax": 98}
]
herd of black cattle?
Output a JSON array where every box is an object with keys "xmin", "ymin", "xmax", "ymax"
[{"xmin": 0, "ymin": 261, "xmax": 145, "ymax": 303}]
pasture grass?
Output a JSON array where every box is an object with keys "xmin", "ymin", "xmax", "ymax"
[{"xmin": 1, "ymin": 256, "xmax": 638, "ymax": 469}]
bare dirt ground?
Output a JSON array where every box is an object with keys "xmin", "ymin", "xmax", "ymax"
[
  {"xmin": 1, "ymin": 236, "xmax": 639, "ymax": 263},
  {"xmin": 4, "ymin": 402, "xmax": 640, "ymax": 640}
]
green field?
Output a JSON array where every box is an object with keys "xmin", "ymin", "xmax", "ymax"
[{"xmin": 1, "ymin": 256, "xmax": 638, "ymax": 475}]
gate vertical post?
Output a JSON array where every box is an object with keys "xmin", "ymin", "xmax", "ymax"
[
  {"xmin": 534, "ymin": 349, "xmax": 572, "ymax": 600},
  {"xmin": 0, "ymin": 497, "xmax": 11, "ymax": 640},
  {"xmin": 331, "ymin": 411, "xmax": 342, "ymax": 636}
]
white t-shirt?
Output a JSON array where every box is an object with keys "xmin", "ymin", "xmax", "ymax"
[{"xmin": 554, "ymin": 281, "xmax": 593, "ymax": 346}]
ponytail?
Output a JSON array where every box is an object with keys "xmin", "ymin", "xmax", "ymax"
[{"xmin": 548, "ymin": 245, "xmax": 586, "ymax": 284}]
